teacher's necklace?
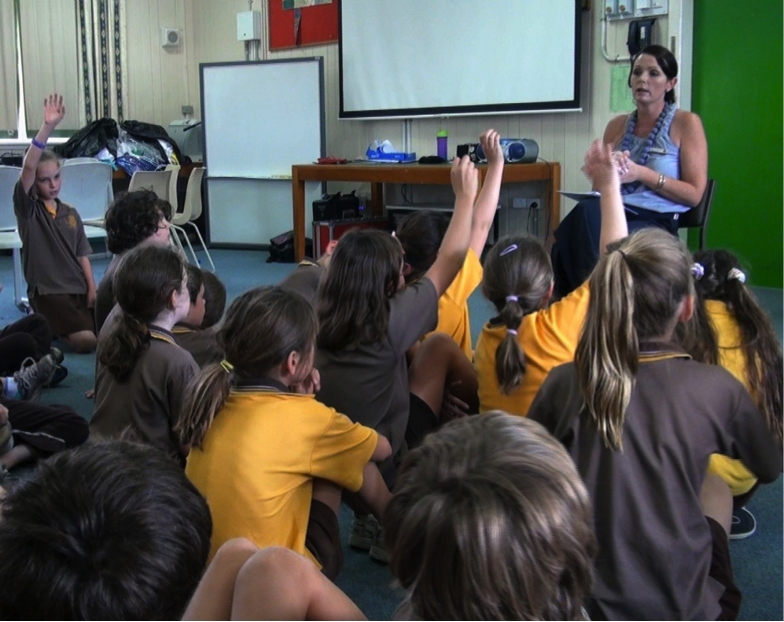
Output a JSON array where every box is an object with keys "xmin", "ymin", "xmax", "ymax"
[{"xmin": 619, "ymin": 103, "xmax": 672, "ymax": 195}]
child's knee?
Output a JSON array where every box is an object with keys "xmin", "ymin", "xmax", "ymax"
[{"xmin": 65, "ymin": 331, "xmax": 97, "ymax": 353}]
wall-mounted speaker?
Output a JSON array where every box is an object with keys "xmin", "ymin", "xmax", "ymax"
[{"xmin": 161, "ymin": 28, "xmax": 182, "ymax": 48}]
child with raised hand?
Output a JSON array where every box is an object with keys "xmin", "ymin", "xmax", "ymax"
[
  {"xmin": 178, "ymin": 286, "xmax": 392, "ymax": 579},
  {"xmin": 96, "ymin": 189, "xmax": 173, "ymax": 332},
  {"xmin": 15, "ymin": 93, "xmax": 97, "ymax": 353},
  {"xmin": 528, "ymin": 228, "xmax": 782, "ymax": 620},
  {"xmin": 90, "ymin": 245, "xmax": 198, "ymax": 462},
  {"xmin": 396, "ymin": 129, "xmax": 504, "ymax": 358},
  {"xmin": 172, "ymin": 264, "xmax": 222, "ymax": 367},
  {"xmin": 681, "ymin": 249, "xmax": 783, "ymax": 538},
  {"xmin": 474, "ymin": 139, "xmax": 628, "ymax": 416}
]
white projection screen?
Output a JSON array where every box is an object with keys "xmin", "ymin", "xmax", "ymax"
[{"xmin": 339, "ymin": 0, "xmax": 581, "ymax": 119}]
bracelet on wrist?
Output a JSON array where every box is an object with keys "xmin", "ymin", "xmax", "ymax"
[
  {"xmin": 655, "ymin": 173, "xmax": 666, "ymax": 190},
  {"xmin": 31, "ymin": 138, "xmax": 46, "ymax": 150}
]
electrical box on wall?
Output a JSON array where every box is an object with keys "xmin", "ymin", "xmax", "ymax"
[
  {"xmin": 237, "ymin": 11, "xmax": 261, "ymax": 41},
  {"xmin": 160, "ymin": 28, "xmax": 182, "ymax": 48},
  {"xmin": 607, "ymin": 0, "xmax": 668, "ymax": 21}
]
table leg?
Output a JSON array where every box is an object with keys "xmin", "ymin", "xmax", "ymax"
[
  {"xmin": 370, "ymin": 182, "xmax": 384, "ymax": 218},
  {"xmin": 292, "ymin": 171, "xmax": 306, "ymax": 262}
]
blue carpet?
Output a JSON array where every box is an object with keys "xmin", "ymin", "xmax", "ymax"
[{"xmin": 0, "ymin": 248, "xmax": 779, "ymax": 620}]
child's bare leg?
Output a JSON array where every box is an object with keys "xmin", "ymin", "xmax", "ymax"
[
  {"xmin": 182, "ymin": 538, "xmax": 259, "ymax": 621},
  {"xmin": 232, "ymin": 546, "xmax": 366, "ymax": 621},
  {"xmin": 409, "ymin": 333, "xmax": 479, "ymax": 418},
  {"xmin": 62, "ymin": 330, "xmax": 97, "ymax": 353},
  {"xmin": 700, "ymin": 472, "xmax": 733, "ymax": 535},
  {"xmin": 355, "ymin": 462, "xmax": 391, "ymax": 521},
  {"xmin": 0, "ymin": 444, "xmax": 35, "ymax": 470}
]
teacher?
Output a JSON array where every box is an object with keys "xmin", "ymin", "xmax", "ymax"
[{"xmin": 552, "ymin": 44, "xmax": 708, "ymax": 298}]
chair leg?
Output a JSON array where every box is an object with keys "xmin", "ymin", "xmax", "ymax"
[
  {"xmin": 13, "ymin": 249, "xmax": 29, "ymax": 313},
  {"xmin": 172, "ymin": 224, "xmax": 200, "ymax": 266},
  {"xmin": 186, "ymin": 222, "xmax": 216, "ymax": 272}
]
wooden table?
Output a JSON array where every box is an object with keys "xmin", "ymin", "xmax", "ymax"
[{"xmin": 290, "ymin": 161, "xmax": 561, "ymax": 261}]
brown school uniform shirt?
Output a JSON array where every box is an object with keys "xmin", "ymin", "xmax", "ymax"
[
  {"xmin": 279, "ymin": 260, "xmax": 324, "ymax": 305},
  {"xmin": 528, "ymin": 342, "xmax": 782, "ymax": 621},
  {"xmin": 91, "ymin": 324, "xmax": 199, "ymax": 460},
  {"xmin": 315, "ymin": 279, "xmax": 438, "ymax": 460},
  {"xmin": 13, "ymin": 180, "xmax": 92, "ymax": 298},
  {"xmin": 172, "ymin": 323, "xmax": 223, "ymax": 368}
]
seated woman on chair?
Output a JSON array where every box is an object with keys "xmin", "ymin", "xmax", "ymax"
[{"xmin": 551, "ymin": 44, "xmax": 708, "ymax": 298}]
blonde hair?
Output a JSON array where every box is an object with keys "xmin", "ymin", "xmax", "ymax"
[
  {"xmin": 575, "ymin": 229, "xmax": 693, "ymax": 450},
  {"xmin": 482, "ymin": 236, "xmax": 553, "ymax": 394},
  {"xmin": 385, "ymin": 412, "xmax": 596, "ymax": 621}
]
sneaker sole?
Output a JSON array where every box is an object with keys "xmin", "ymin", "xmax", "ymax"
[
  {"xmin": 348, "ymin": 535, "xmax": 375, "ymax": 551},
  {"xmin": 369, "ymin": 543, "xmax": 390, "ymax": 564},
  {"xmin": 729, "ymin": 526, "xmax": 756, "ymax": 540}
]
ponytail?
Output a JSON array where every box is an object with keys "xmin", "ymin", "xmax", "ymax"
[
  {"xmin": 176, "ymin": 364, "xmax": 231, "ymax": 450},
  {"xmin": 689, "ymin": 250, "xmax": 783, "ymax": 448},
  {"xmin": 99, "ymin": 313, "xmax": 150, "ymax": 382},
  {"xmin": 576, "ymin": 250, "xmax": 638, "ymax": 450},
  {"xmin": 483, "ymin": 235, "xmax": 553, "ymax": 395},
  {"xmin": 577, "ymin": 230, "xmax": 693, "ymax": 450}
]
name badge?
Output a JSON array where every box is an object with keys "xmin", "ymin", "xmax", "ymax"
[{"xmin": 650, "ymin": 147, "xmax": 668, "ymax": 155}]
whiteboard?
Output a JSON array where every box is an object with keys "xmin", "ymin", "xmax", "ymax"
[{"xmin": 200, "ymin": 58, "xmax": 325, "ymax": 245}]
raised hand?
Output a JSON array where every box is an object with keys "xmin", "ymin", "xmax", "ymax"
[
  {"xmin": 479, "ymin": 129, "xmax": 503, "ymax": 166},
  {"xmin": 582, "ymin": 140, "xmax": 619, "ymax": 190},
  {"xmin": 43, "ymin": 93, "xmax": 65, "ymax": 128},
  {"xmin": 450, "ymin": 155, "xmax": 479, "ymax": 204}
]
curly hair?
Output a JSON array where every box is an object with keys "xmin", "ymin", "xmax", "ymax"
[{"xmin": 104, "ymin": 190, "xmax": 173, "ymax": 254}]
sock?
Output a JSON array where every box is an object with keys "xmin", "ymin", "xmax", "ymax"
[{"xmin": 4, "ymin": 378, "xmax": 19, "ymax": 399}]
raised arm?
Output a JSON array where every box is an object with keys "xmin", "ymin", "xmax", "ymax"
[
  {"xmin": 20, "ymin": 94, "xmax": 65, "ymax": 194},
  {"xmin": 581, "ymin": 139, "xmax": 628, "ymax": 255},
  {"xmin": 469, "ymin": 129, "xmax": 504, "ymax": 256},
  {"xmin": 423, "ymin": 156, "xmax": 476, "ymax": 296}
]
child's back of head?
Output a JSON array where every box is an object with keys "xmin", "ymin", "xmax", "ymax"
[
  {"xmin": 384, "ymin": 412, "xmax": 596, "ymax": 621},
  {"xmin": 0, "ymin": 440, "xmax": 211, "ymax": 619},
  {"xmin": 104, "ymin": 189, "xmax": 173, "ymax": 254},
  {"xmin": 200, "ymin": 269, "xmax": 227, "ymax": 329},
  {"xmin": 482, "ymin": 235, "xmax": 554, "ymax": 394},
  {"xmin": 684, "ymin": 249, "xmax": 783, "ymax": 447},
  {"xmin": 395, "ymin": 210, "xmax": 449, "ymax": 284}
]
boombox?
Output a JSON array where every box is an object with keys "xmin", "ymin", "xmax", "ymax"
[{"xmin": 457, "ymin": 138, "xmax": 539, "ymax": 164}]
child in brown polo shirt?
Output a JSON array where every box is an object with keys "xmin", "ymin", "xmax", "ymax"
[
  {"xmin": 14, "ymin": 93, "xmax": 97, "ymax": 353},
  {"xmin": 172, "ymin": 265, "xmax": 223, "ymax": 367}
]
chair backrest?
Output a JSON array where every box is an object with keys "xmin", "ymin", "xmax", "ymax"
[
  {"xmin": 678, "ymin": 179, "xmax": 716, "ymax": 249},
  {"xmin": 0, "ymin": 165, "xmax": 22, "ymax": 231},
  {"xmin": 128, "ymin": 169, "xmax": 176, "ymax": 207},
  {"xmin": 180, "ymin": 167, "xmax": 205, "ymax": 224},
  {"xmin": 57, "ymin": 161, "xmax": 114, "ymax": 222}
]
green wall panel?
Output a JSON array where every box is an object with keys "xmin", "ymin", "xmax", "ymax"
[{"xmin": 692, "ymin": 4, "xmax": 783, "ymax": 287}]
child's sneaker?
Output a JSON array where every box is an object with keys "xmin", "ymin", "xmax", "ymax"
[
  {"xmin": 729, "ymin": 507, "xmax": 757, "ymax": 540},
  {"xmin": 349, "ymin": 513, "xmax": 379, "ymax": 551},
  {"xmin": 49, "ymin": 347, "xmax": 64, "ymax": 366},
  {"xmin": 369, "ymin": 526, "xmax": 390, "ymax": 564},
  {"xmin": 46, "ymin": 365, "xmax": 69, "ymax": 388},
  {"xmin": 13, "ymin": 355, "xmax": 57, "ymax": 401}
]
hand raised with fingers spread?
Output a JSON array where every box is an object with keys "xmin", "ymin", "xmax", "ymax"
[
  {"xmin": 450, "ymin": 156, "xmax": 479, "ymax": 204},
  {"xmin": 479, "ymin": 129, "xmax": 503, "ymax": 167},
  {"xmin": 43, "ymin": 93, "xmax": 65, "ymax": 128},
  {"xmin": 581, "ymin": 139, "xmax": 619, "ymax": 191}
]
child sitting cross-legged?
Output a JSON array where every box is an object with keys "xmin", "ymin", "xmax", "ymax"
[{"xmin": 178, "ymin": 286, "xmax": 392, "ymax": 580}]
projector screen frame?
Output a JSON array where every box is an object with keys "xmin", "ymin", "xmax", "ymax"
[{"xmin": 338, "ymin": 0, "xmax": 583, "ymax": 120}]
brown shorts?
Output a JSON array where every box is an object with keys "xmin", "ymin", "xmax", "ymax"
[
  {"xmin": 707, "ymin": 516, "xmax": 741, "ymax": 620},
  {"xmin": 305, "ymin": 498, "xmax": 343, "ymax": 581},
  {"xmin": 31, "ymin": 294, "xmax": 95, "ymax": 338}
]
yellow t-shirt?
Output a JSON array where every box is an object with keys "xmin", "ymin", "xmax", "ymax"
[
  {"xmin": 475, "ymin": 281, "xmax": 590, "ymax": 417},
  {"xmin": 705, "ymin": 300, "xmax": 759, "ymax": 496},
  {"xmin": 425, "ymin": 248, "xmax": 483, "ymax": 359},
  {"xmin": 186, "ymin": 389, "xmax": 378, "ymax": 563}
]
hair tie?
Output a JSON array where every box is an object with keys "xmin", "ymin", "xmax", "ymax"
[
  {"xmin": 691, "ymin": 262, "xmax": 705, "ymax": 280},
  {"xmin": 507, "ymin": 328, "xmax": 518, "ymax": 336},
  {"xmin": 728, "ymin": 268, "xmax": 746, "ymax": 284},
  {"xmin": 505, "ymin": 295, "xmax": 519, "ymax": 303},
  {"xmin": 220, "ymin": 359, "xmax": 234, "ymax": 374},
  {"xmin": 615, "ymin": 249, "xmax": 628, "ymax": 261},
  {"xmin": 500, "ymin": 244, "xmax": 518, "ymax": 256}
]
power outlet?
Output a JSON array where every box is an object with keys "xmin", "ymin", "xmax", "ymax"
[
  {"xmin": 512, "ymin": 197, "xmax": 527, "ymax": 209},
  {"xmin": 181, "ymin": 104, "xmax": 194, "ymax": 115},
  {"xmin": 528, "ymin": 197, "xmax": 542, "ymax": 210}
]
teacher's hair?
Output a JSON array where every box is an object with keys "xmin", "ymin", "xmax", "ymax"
[{"xmin": 629, "ymin": 44, "xmax": 678, "ymax": 104}]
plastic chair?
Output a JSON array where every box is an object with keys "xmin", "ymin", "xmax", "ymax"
[
  {"xmin": 0, "ymin": 165, "xmax": 28, "ymax": 310},
  {"xmin": 128, "ymin": 169, "xmax": 178, "ymax": 208},
  {"xmin": 58, "ymin": 160, "xmax": 114, "ymax": 226},
  {"xmin": 678, "ymin": 179, "xmax": 716, "ymax": 250},
  {"xmin": 63, "ymin": 156, "xmax": 102, "ymax": 165},
  {"xmin": 171, "ymin": 167, "xmax": 214, "ymax": 271}
]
